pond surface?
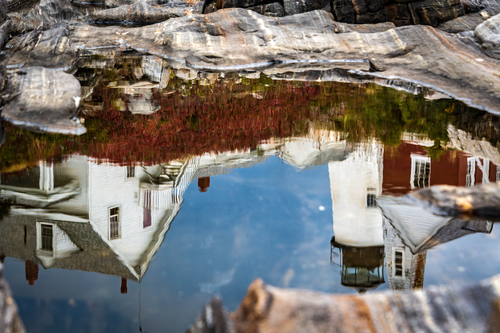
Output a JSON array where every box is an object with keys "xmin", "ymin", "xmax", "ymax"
[{"xmin": 1, "ymin": 55, "xmax": 500, "ymax": 333}]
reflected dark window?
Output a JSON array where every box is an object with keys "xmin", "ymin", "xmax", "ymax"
[
  {"xmin": 41, "ymin": 224, "xmax": 53, "ymax": 251},
  {"xmin": 394, "ymin": 250, "xmax": 404, "ymax": 277},
  {"xmin": 109, "ymin": 207, "xmax": 120, "ymax": 240},
  {"xmin": 466, "ymin": 158, "xmax": 476, "ymax": 187},
  {"xmin": 366, "ymin": 194, "xmax": 377, "ymax": 208},
  {"xmin": 127, "ymin": 166, "xmax": 135, "ymax": 178}
]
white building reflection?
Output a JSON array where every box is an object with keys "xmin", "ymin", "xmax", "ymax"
[
  {"xmin": 0, "ymin": 131, "xmax": 351, "ymax": 288},
  {"xmin": 1, "ymin": 129, "xmax": 498, "ymax": 293},
  {"xmin": 329, "ymin": 133, "xmax": 499, "ymax": 292},
  {"xmin": 329, "ymin": 141, "xmax": 386, "ymax": 292}
]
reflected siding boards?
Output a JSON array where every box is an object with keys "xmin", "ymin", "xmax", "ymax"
[
  {"xmin": 380, "ymin": 196, "xmax": 493, "ymax": 291},
  {"xmin": 383, "ymin": 216, "xmax": 428, "ymax": 291},
  {"xmin": 88, "ymin": 162, "xmax": 163, "ymax": 267},
  {"xmin": 329, "ymin": 142, "xmax": 384, "ymax": 248}
]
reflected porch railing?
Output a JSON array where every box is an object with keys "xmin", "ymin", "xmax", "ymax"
[{"xmin": 139, "ymin": 158, "xmax": 199, "ymax": 210}]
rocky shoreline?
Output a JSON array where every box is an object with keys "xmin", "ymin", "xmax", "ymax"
[{"xmin": 1, "ymin": 0, "xmax": 500, "ymax": 133}]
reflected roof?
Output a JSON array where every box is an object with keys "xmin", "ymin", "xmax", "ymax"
[{"xmin": 379, "ymin": 196, "xmax": 493, "ymax": 254}]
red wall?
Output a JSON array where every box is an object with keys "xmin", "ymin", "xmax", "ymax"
[{"xmin": 381, "ymin": 142, "xmax": 496, "ymax": 196}]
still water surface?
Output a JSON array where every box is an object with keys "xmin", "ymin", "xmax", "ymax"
[{"xmin": 1, "ymin": 55, "xmax": 500, "ymax": 332}]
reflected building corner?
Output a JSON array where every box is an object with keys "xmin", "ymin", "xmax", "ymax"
[
  {"xmin": 0, "ymin": 155, "xmax": 198, "ymax": 287},
  {"xmin": 380, "ymin": 196, "xmax": 494, "ymax": 291},
  {"xmin": 328, "ymin": 133, "xmax": 499, "ymax": 293}
]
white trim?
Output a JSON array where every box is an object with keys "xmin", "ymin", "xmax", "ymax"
[
  {"xmin": 36, "ymin": 222, "xmax": 54, "ymax": 254},
  {"xmin": 39, "ymin": 161, "xmax": 54, "ymax": 191},
  {"xmin": 410, "ymin": 155, "xmax": 431, "ymax": 189},
  {"xmin": 477, "ymin": 158, "xmax": 490, "ymax": 184},
  {"xmin": 108, "ymin": 206, "xmax": 121, "ymax": 240},
  {"xmin": 466, "ymin": 157, "xmax": 476, "ymax": 187}
]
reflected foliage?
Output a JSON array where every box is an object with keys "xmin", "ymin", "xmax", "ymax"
[{"xmin": 0, "ymin": 61, "xmax": 480, "ymax": 172}]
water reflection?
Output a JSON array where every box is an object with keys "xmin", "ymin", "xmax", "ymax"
[
  {"xmin": 1, "ymin": 131, "xmax": 498, "ymax": 290},
  {"xmin": 1, "ymin": 56, "xmax": 500, "ymax": 331},
  {"xmin": 328, "ymin": 138, "xmax": 499, "ymax": 292}
]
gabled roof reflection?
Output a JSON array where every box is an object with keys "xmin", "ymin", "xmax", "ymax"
[
  {"xmin": 0, "ymin": 129, "xmax": 352, "ymax": 284},
  {"xmin": 379, "ymin": 196, "xmax": 493, "ymax": 254}
]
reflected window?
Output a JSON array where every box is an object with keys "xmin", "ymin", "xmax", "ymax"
[
  {"xmin": 143, "ymin": 190, "xmax": 152, "ymax": 229},
  {"xmin": 366, "ymin": 194, "xmax": 377, "ymax": 208},
  {"xmin": 41, "ymin": 224, "xmax": 53, "ymax": 251},
  {"xmin": 109, "ymin": 207, "xmax": 121, "ymax": 240},
  {"xmin": 394, "ymin": 249, "xmax": 404, "ymax": 278},
  {"xmin": 466, "ymin": 157, "xmax": 476, "ymax": 187},
  {"xmin": 127, "ymin": 166, "xmax": 135, "ymax": 178},
  {"xmin": 411, "ymin": 155, "xmax": 430, "ymax": 189}
]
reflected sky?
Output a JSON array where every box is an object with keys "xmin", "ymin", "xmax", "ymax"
[
  {"xmin": 2, "ymin": 152, "xmax": 500, "ymax": 333},
  {"xmin": 1, "ymin": 54, "xmax": 500, "ymax": 332}
]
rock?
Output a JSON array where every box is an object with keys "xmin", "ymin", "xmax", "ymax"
[
  {"xmin": 0, "ymin": 264, "xmax": 25, "ymax": 333},
  {"xmin": 204, "ymin": 1, "xmax": 217, "ymax": 12},
  {"xmin": 7, "ymin": 0, "xmax": 83, "ymax": 35},
  {"xmin": 0, "ymin": 0, "xmax": 6, "ymax": 24},
  {"xmin": 332, "ymin": 0, "xmax": 465, "ymax": 26},
  {"xmin": 216, "ymin": 0, "xmax": 266, "ymax": 9},
  {"xmin": 190, "ymin": 276, "xmax": 500, "ymax": 333},
  {"xmin": 437, "ymin": 12, "xmax": 486, "ymax": 32},
  {"xmin": 283, "ymin": 0, "xmax": 328, "ymax": 15},
  {"xmin": 146, "ymin": 0, "xmax": 189, "ymax": 6},
  {"xmin": 442, "ymin": 0, "xmax": 500, "ymax": 34},
  {"xmin": 5, "ymin": 25, "xmax": 80, "ymax": 70},
  {"xmin": 247, "ymin": 2, "xmax": 284, "ymax": 17},
  {"xmin": 0, "ymin": 121, "xmax": 5, "ymax": 148},
  {"xmin": 186, "ymin": 297, "xmax": 233, "ymax": 333},
  {"xmin": 87, "ymin": 2, "xmax": 185, "ymax": 26},
  {"xmin": 407, "ymin": 182, "xmax": 500, "ymax": 217},
  {"xmin": 461, "ymin": 0, "xmax": 484, "ymax": 13},
  {"xmin": 70, "ymin": 9, "xmax": 500, "ymax": 115},
  {"xmin": 357, "ymin": 3, "xmax": 412, "ymax": 26},
  {"xmin": 408, "ymin": 0, "xmax": 465, "ymax": 26},
  {"xmin": 332, "ymin": 0, "xmax": 356, "ymax": 23},
  {"xmin": 1, "ymin": 67, "xmax": 86, "ymax": 135},
  {"xmin": 475, "ymin": 12, "xmax": 500, "ymax": 58},
  {"xmin": 332, "ymin": 21, "xmax": 396, "ymax": 33}
]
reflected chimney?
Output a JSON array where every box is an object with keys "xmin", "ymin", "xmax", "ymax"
[
  {"xmin": 121, "ymin": 277, "xmax": 128, "ymax": 294},
  {"xmin": 25, "ymin": 260, "xmax": 39, "ymax": 286},
  {"xmin": 198, "ymin": 177, "xmax": 210, "ymax": 193}
]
